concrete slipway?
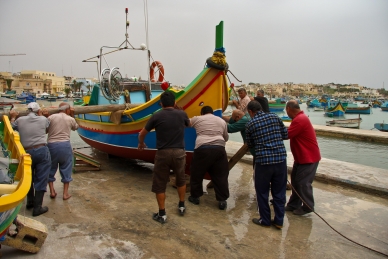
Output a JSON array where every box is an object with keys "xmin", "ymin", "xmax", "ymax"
[{"xmin": 1, "ymin": 141, "xmax": 388, "ymax": 259}]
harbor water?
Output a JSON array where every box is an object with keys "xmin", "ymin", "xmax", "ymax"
[
  {"xmin": 226, "ymin": 103, "xmax": 388, "ymax": 170},
  {"xmin": 36, "ymin": 99, "xmax": 388, "ymax": 170}
]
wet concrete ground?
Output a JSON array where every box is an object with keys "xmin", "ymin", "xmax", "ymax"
[{"xmin": 2, "ymin": 146, "xmax": 388, "ymax": 258}]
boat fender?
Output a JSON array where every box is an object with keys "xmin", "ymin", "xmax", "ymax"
[
  {"xmin": 150, "ymin": 61, "xmax": 165, "ymax": 82},
  {"xmin": 206, "ymin": 57, "xmax": 229, "ymax": 71},
  {"xmin": 161, "ymin": 82, "xmax": 169, "ymax": 91}
]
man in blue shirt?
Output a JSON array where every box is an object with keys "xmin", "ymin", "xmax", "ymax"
[{"xmin": 245, "ymin": 100, "xmax": 288, "ymax": 229}]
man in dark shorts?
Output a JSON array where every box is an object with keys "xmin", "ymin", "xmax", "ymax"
[{"xmin": 138, "ymin": 91, "xmax": 190, "ymax": 224}]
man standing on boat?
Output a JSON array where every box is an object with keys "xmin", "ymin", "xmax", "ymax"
[
  {"xmin": 188, "ymin": 106, "xmax": 229, "ymax": 210},
  {"xmin": 285, "ymin": 100, "xmax": 321, "ymax": 215},
  {"xmin": 45, "ymin": 102, "xmax": 78, "ymax": 201},
  {"xmin": 138, "ymin": 91, "xmax": 190, "ymax": 224},
  {"xmin": 245, "ymin": 100, "xmax": 288, "ymax": 229},
  {"xmin": 9, "ymin": 102, "xmax": 51, "ymax": 217},
  {"xmin": 250, "ymin": 89, "xmax": 270, "ymax": 113},
  {"xmin": 232, "ymin": 88, "xmax": 251, "ymax": 113}
]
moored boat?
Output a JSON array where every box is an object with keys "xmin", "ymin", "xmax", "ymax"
[
  {"xmin": 326, "ymin": 101, "xmax": 346, "ymax": 116},
  {"xmin": 345, "ymin": 103, "xmax": 371, "ymax": 114},
  {"xmin": 75, "ymin": 10, "xmax": 230, "ymax": 174},
  {"xmin": 381, "ymin": 102, "xmax": 388, "ymax": 112},
  {"xmin": 374, "ymin": 122, "xmax": 388, "ymax": 132},
  {"xmin": 268, "ymin": 98, "xmax": 286, "ymax": 112},
  {"xmin": 326, "ymin": 118, "xmax": 362, "ymax": 129},
  {"xmin": 314, "ymin": 107, "xmax": 324, "ymax": 111}
]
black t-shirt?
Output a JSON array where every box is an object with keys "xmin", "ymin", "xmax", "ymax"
[
  {"xmin": 254, "ymin": 96, "xmax": 270, "ymax": 113},
  {"xmin": 145, "ymin": 108, "xmax": 190, "ymax": 149}
]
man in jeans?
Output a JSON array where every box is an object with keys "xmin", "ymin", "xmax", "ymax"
[
  {"xmin": 246, "ymin": 101, "xmax": 288, "ymax": 229},
  {"xmin": 10, "ymin": 102, "xmax": 51, "ymax": 217},
  {"xmin": 138, "ymin": 91, "xmax": 190, "ymax": 224}
]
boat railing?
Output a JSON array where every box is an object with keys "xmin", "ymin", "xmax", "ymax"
[{"xmin": 0, "ymin": 116, "xmax": 32, "ymax": 212}]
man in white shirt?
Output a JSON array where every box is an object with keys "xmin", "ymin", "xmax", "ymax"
[
  {"xmin": 232, "ymin": 88, "xmax": 251, "ymax": 113},
  {"xmin": 188, "ymin": 106, "xmax": 229, "ymax": 210}
]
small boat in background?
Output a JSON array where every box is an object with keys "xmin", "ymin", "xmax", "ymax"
[
  {"xmin": 372, "ymin": 100, "xmax": 382, "ymax": 108},
  {"xmin": 374, "ymin": 122, "xmax": 388, "ymax": 132},
  {"xmin": 326, "ymin": 101, "xmax": 346, "ymax": 116},
  {"xmin": 268, "ymin": 98, "xmax": 286, "ymax": 112},
  {"xmin": 307, "ymin": 98, "xmax": 322, "ymax": 108},
  {"xmin": 381, "ymin": 102, "xmax": 388, "ymax": 112},
  {"xmin": 314, "ymin": 107, "xmax": 324, "ymax": 111},
  {"xmin": 345, "ymin": 103, "xmax": 371, "ymax": 114},
  {"xmin": 326, "ymin": 118, "xmax": 362, "ymax": 129}
]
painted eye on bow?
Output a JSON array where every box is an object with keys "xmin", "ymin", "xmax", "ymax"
[{"xmin": 199, "ymin": 102, "xmax": 204, "ymax": 106}]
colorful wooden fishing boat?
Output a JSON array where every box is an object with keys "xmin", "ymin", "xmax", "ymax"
[
  {"xmin": 0, "ymin": 116, "xmax": 32, "ymax": 240},
  {"xmin": 75, "ymin": 11, "xmax": 229, "ymax": 173},
  {"xmin": 326, "ymin": 101, "xmax": 346, "ymax": 116}
]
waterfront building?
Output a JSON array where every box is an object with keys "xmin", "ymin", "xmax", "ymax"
[{"xmin": 0, "ymin": 70, "xmax": 65, "ymax": 95}]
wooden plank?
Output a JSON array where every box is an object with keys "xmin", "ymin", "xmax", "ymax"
[{"xmin": 228, "ymin": 143, "xmax": 249, "ymax": 170}]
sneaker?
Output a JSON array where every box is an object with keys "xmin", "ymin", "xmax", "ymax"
[
  {"xmin": 293, "ymin": 207, "xmax": 312, "ymax": 216},
  {"xmin": 271, "ymin": 220, "xmax": 283, "ymax": 230},
  {"xmin": 252, "ymin": 218, "xmax": 270, "ymax": 228},
  {"xmin": 285, "ymin": 206, "xmax": 295, "ymax": 211},
  {"xmin": 219, "ymin": 200, "xmax": 227, "ymax": 210},
  {"xmin": 178, "ymin": 206, "xmax": 186, "ymax": 216},
  {"xmin": 152, "ymin": 213, "xmax": 167, "ymax": 224},
  {"xmin": 188, "ymin": 196, "xmax": 200, "ymax": 205}
]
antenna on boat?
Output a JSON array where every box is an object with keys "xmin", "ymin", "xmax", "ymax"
[{"xmin": 82, "ymin": 6, "xmax": 152, "ymax": 101}]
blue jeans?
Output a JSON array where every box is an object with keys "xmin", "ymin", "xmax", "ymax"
[
  {"xmin": 254, "ymin": 160, "xmax": 287, "ymax": 226},
  {"xmin": 27, "ymin": 145, "xmax": 51, "ymax": 191},
  {"xmin": 48, "ymin": 141, "xmax": 73, "ymax": 183}
]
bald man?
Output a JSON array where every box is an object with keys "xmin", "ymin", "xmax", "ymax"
[
  {"xmin": 223, "ymin": 109, "xmax": 248, "ymax": 140},
  {"xmin": 47, "ymin": 102, "xmax": 78, "ymax": 200},
  {"xmin": 285, "ymin": 100, "xmax": 321, "ymax": 215}
]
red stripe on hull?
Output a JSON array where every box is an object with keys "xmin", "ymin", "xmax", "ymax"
[
  {"xmin": 183, "ymin": 71, "xmax": 224, "ymax": 110},
  {"xmin": 78, "ymin": 125, "xmax": 141, "ymax": 135}
]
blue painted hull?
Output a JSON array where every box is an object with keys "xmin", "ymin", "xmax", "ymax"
[{"xmin": 345, "ymin": 108, "xmax": 371, "ymax": 114}]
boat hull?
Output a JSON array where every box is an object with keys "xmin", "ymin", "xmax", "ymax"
[
  {"xmin": 374, "ymin": 123, "xmax": 388, "ymax": 132},
  {"xmin": 345, "ymin": 107, "xmax": 371, "ymax": 114}
]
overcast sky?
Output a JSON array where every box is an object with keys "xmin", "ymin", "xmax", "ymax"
[{"xmin": 1, "ymin": 0, "xmax": 387, "ymax": 89}]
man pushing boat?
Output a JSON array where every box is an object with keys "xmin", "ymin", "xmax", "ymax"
[{"xmin": 138, "ymin": 91, "xmax": 190, "ymax": 224}]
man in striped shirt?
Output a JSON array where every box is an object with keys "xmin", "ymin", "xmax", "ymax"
[{"xmin": 245, "ymin": 100, "xmax": 288, "ymax": 229}]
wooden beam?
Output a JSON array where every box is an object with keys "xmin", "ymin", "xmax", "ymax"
[{"xmin": 0, "ymin": 103, "xmax": 142, "ymax": 119}]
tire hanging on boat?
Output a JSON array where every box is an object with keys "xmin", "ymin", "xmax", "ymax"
[
  {"xmin": 150, "ymin": 61, "xmax": 165, "ymax": 82},
  {"xmin": 206, "ymin": 57, "xmax": 229, "ymax": 71}
]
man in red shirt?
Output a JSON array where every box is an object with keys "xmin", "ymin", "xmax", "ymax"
[{"xmin": 285, "ymin": 100, "xmax": 321, "ymax": 215}]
